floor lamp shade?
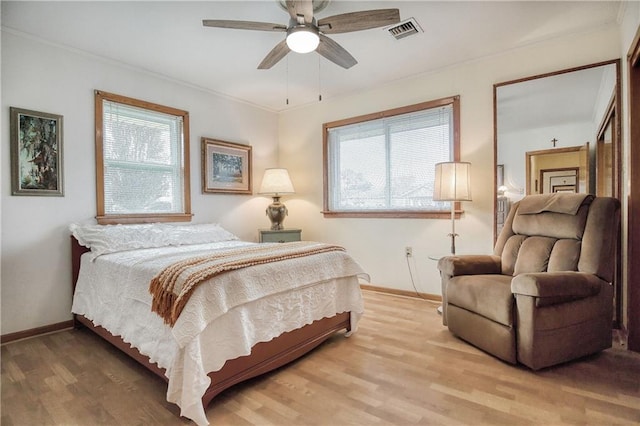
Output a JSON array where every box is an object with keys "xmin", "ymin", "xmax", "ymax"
[
  {"xmin": 433, "ymin": 161, "xmax": 472, "ymax": 255},
  {"xmin": 258, "ymin": 168, "xmax": 295, "ymax": 230},
  {"xmin": 433, "ymin": 161, "xmax": 472, "ymax": 202}
]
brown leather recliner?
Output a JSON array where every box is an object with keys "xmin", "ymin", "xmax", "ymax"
[{"xmin": 438, "ymin": 193, "xmax": 620, "ymax": 370}]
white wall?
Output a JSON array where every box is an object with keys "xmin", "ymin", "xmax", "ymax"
[
  {"xmin": 278, "ymin": 26, "xmax": 621, "ymax": 297},
  {"xmin": 1, "ymin": 31, "xmax": 279, "ymax": 335}
]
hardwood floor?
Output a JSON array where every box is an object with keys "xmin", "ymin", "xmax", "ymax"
[{"xmin": 2, "ymin": 289, "xmax": 639, "ymax": 425}]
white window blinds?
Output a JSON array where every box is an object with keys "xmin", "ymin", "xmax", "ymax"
[
  {"xmin": 327, "ymin": 104, "xmax": 453, "ymax": 212},
  {"xmin": 102, "ymin": 100, "xmax": 184, "ymax": 214}
]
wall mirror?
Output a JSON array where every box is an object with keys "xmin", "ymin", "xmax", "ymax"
[{"xmin": 494, "ymin": 59, "xmax": 622, "ymax": 326}]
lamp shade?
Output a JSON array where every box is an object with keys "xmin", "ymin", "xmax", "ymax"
[
  {"xmin": 433, "ymin": 161, "xmax": 472, "ymax": 201},
  {"xmin": 258, "ymin": 168, "xmax": 295, "ymax": 195}
]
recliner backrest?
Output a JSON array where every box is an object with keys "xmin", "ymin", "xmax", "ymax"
[{"xmin": 493, "ymin": 194, "xmax": 619, "ymax": 283}]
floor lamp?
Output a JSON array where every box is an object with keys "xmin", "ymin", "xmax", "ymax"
[{"xmin": 433, "ymin": 161, "xmax": 472, "ymax": 255}]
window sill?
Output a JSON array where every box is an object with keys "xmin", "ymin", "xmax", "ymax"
[
  {"xmin": 96, "ymin": 213, "xmax": 193, "ymax": 225},
  {"xmin": 321, "ymin": 210, "xmax": 464, "ymax": 219}
]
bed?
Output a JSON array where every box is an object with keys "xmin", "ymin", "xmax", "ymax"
[{"xmin": 70, "ymin": 222, "xmax": 366, "ymax": 425}]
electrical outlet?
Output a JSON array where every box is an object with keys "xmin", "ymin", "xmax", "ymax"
[{"xmin": 405, "ymin": 246, "xmax": 413, "ymax": 257}]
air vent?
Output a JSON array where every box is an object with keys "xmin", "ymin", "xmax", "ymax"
[{"xmin": 387, "ymin": 18, "xmax": 422, "ymax": 40}]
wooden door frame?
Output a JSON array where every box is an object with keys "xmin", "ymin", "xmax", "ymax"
[{"xmin": 627, "ymin": 25, "xmax": 640, "ymax": 352}]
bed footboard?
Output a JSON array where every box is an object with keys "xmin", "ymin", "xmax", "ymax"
[{"xmin": 202, "ymin": 311, "xmax": 350, "ymax": 407}]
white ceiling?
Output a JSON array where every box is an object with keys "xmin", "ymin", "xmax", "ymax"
[{"xmin": 1, "ymin": 1, "xmax": 622, "ymax": 112}]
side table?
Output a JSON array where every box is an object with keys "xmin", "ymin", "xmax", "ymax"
[{"xmin": 258, "ymin": 228, "xmax": 302, "ymax": 243}]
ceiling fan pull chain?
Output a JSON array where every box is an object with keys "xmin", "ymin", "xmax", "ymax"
[
  {"xmin": 318, "ymin": 56, "xmax": 322, "ymax": 102},
  {"xmin": 286, "ymin": 56, "xmax": 290, "ymax": 105}
]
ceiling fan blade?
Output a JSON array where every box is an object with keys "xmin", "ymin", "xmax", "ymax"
[
  {"xmin": 317, "ymin": 9, "xmax": 400, "ymax": 34},
  {"xmin": 286, "ymin": 0, "xmax": 314, "ymax": 24},
  {"xmin": 203, "ymin": 20, "xmax": 287, "ymax": 32},
  {"xmin": 258, "ymin": 40, "xmax": 291, "ymax": 69},
  {"xmin": 316, "ymin": 34, "xmax": 357, "ymax": 69}
]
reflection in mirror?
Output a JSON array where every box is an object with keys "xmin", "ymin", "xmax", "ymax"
[
  {"xmin": 496, "ymin": 61, "xmax": 619, "ymax": 204},
  {"xmin": 494, "ymin": 59, "xmax": 621, "ymax": 327},
  {"xmin": 526, "ymin": 144, "xmax": 589, "ymax": 195}
]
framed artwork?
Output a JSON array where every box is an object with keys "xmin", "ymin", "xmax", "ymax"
[
  {"xmin": 201, "ymin": 138, "xmax": 252, "ymax": 194},
  {"xmin": 10, "ymin": 107, "xmax": 64, "ymax": 196},
  {"xmin": 552, "ymin": 184, "xmax": 577, "ymax": 193},
  {"xmin": 540, "ymin": 168, "xmax": 578, "ymax": 194}
]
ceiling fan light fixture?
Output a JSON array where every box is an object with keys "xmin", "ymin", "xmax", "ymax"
[{"xmin": 286, "ymin": 26, "xmax": 320, "ymax": 53}]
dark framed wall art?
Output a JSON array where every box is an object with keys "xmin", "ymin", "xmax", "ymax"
[
  {"xmin": 201, "ymin": 137, "xmax": 252, "ymax": 194},
  {"xmin": 10, "ymin": 107, "xmax": 64, "ymax": 196}
]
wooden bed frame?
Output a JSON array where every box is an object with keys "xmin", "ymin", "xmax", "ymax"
[{"xmin": 71, "ymin": 237, "xmax": 351, "ymax": 413}]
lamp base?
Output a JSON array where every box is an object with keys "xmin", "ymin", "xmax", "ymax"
[
  {"xmin": 266, "ymin": 196, "xmax": 288, "ymax": 230},
  {"xmin": 447, "ymin": 232, "xmax": 459, "ymax": 255}
]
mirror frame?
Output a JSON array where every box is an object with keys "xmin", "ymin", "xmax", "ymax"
[{"xmin": 493, "ymin": 59, "xmax": 622, "ymax": 327}]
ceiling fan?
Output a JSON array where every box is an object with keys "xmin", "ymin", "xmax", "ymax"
[{"xmin": 203, "ymin": 0, "xmax": 400, "ymax": 70}]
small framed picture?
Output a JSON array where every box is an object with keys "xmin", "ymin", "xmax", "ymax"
[
  {"xmin": 552, "ymin": 185, "xmax": 577, "ymax": 193},
  {"xmin": 10, "ymin": 107, "xmax": 64, "ymax": 196},
  {"xmin": 201, "ymin": 138, "xmax": 252, "ymax": 194}
]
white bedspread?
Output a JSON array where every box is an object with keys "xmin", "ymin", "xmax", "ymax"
[{"xmin": 71, "ymin": 241, "xmax": 366, "ymax": 425}]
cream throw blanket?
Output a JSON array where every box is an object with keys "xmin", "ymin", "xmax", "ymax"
[
  {"xmin": 150, "ymin": 241, "xmax": 345, "ymax": 326},
  {"xmin": 518, "ymin": 193, "xmax": 591, "ymax": 215}
]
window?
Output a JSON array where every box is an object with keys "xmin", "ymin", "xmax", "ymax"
[
  {"xmin": 323, "ymin": 96, "xmax": 460, "ymax": 218},
  {"xmin": 95, "ymin": 90, "xmax": 191, "ymax": 224}
]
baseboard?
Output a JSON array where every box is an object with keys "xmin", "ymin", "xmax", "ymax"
[
  {"xmin": 360, "ymin": 284, "xmax": 442, "ymax": 302},
  {"xmin": 1, "ymin": 320, "xmax": 74, "ymax": 344}
]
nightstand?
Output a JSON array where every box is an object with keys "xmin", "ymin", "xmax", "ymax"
[{"xmin": 258, "ymin": 228, "xmax": 302, "ymax": 243}]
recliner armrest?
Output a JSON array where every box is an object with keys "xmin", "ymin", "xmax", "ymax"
[
  {"xmin": 511, "ymin": 272, "xmax": 606, "ymax": 302},
  {"xmin": 437, "ymin": 255, "xmax": 502, "ymax": 276}
]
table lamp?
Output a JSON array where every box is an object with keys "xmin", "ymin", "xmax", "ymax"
[
  {"xmin": 258, "ymin": 168, "xmax": 295, "ymax": 230},
  {"xmin": 433, "ymin": 161, "xmax": 472, "ymax": 255}
]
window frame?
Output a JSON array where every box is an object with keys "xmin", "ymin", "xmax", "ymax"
[
  {"xmin": 322, "ymin": 96, "xmax": 461, "ymax": 218},
  {"xmin": 94, "ymin": 90, "xmax": 192, "ymax": 224}
]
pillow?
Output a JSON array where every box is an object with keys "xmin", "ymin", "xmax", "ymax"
[
  {"xmin": 70, "ymin": 223, "xmax": 170, "ymax": 259},
  {"xmin": 69, "ymin": 222, "xmax": 238, "ymax": 259},
  {"xmin": 159, "ymin": 223, "xmax": 238, "ymax": 246}
]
